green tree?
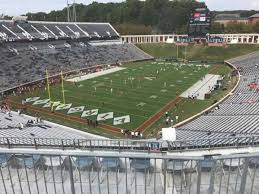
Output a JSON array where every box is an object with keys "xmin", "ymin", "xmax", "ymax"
[
  {"xmin": 254, "ymin": 22, "xmax": 259, "ymax": 33},
  {"xmin": 25, "ymin": 0, "xmax": 208, "ymax": 34}
]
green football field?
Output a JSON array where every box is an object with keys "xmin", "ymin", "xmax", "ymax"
[{"xmin": 19, "ymin": 61, "xmax": 214, "ymax": 131}]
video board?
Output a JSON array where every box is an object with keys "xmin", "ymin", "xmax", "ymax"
[{"xmin": 188, "ymin": 7, "xmax": 211, "ymax": 37}]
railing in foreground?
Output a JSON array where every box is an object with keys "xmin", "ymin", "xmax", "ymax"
[
  {"xmin": 1, "ymin": 152, "xmax": 259, "ymax": 194},
  {"xmin": 1, "ymin": 135, "xmax": 259, "ymax": 152}
]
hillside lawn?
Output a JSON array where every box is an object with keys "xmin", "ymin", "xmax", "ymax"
[{"xmin": 137, "ymin": 43, "xmax": 259, "ymax": 61}]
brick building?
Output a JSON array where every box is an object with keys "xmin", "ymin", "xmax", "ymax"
[
  {"xmin": 249, "ymin": 13, "xmax": 259, "ymax": 24},
  {"xmin": 214, "ymin": 14, "xmax": 248, "ymax": 26}
]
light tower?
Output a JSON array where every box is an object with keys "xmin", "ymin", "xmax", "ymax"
[
  {"xmin": 67, "ymin": 0, "xmax": 70, "ymax": 22},
  {"xmin": 73, "ymin": 0, "xmax": 76, "ymax": 22},
  {"xmin": 67, "ymin": 0, "xmax": 77, "ymax": 22}
]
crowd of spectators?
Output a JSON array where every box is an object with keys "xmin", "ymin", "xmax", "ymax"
[
  {"xmin": 176, "ymin": 51, "xmax": 259, "ymax": 141},
  {"xmin": 0, "ymin": 40, "xmax": 152, "ymax": 94}
]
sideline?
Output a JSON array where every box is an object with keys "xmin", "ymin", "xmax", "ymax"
[
  {"xmin": 135, "ymin": 96, "xmax": 182, "ymax": 133},
  {"xmin": 6, "ymin": 99, "xmax": 123, "ymax": 135}
]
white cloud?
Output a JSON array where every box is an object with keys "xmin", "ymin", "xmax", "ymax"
[{"xmin": 251, "ymin": 1, "xmax": 258, "ymax": 8}]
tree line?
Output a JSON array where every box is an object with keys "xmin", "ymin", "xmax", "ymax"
[
  {"xmin": 2, "ymin": 0, "xmax": 259, "ymax": 35},
  {"xmin": 211, "ymin": 22, "xmax": 259, "ymax": 34},
  {"xmin": 24, "ymin": 0, "xmax": 203, "ymax": 35},
  {"xmin": 210, "ymin": 10, "xmax": 259, "ymax": 34}
]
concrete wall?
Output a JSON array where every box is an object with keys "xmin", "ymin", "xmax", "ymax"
[{"xmin": 121, "ymin": 34, "xmax": 259, "ymax": 44}]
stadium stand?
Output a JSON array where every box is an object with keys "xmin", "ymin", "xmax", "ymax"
[
  {"xmin": 0, "ymin": 20, "xmax": 119, "ymax": 41},
  {"xmin": 0, "ymin": 20, "xmax": 153, "ymax": 93},
  {"xmin": 2, "ymin": 19, "xmax": 259, "ymax": 194},
  {"xmin": 0, "ymin": 110, "xmax": 97, "ymax": 140},
  {"xmin": 176, "ymin": 51, "xmax": 259, "ymax": 142}
]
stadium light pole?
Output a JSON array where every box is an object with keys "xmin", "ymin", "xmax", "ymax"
[
  {"xmin": 67, "ymin": 0, "xmax": 77, "ymax": 22},
  {"xmin": 73, "ymin": 0, "xmax": 76, "ymax": 22},
  {"xmin": 67, "ymin": 0, "xmax": 70, "ymax": 22}
]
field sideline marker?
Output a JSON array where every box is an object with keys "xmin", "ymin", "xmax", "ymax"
[{"xmin": 7, "ymin": 98, "xmax": 123, "ymax": 134}]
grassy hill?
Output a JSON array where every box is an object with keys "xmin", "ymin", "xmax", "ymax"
[{"xmin": 137, "ymin": 43, "xmax": 259, "ymax": 61}]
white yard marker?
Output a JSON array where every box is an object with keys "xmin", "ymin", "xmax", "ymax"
[
  {"xmin": 136, "ymin": 102, "xmax": 146, "ymax": 107},
  {"xmin": 144, "ymin": 77, "xmax": 156, "ymax": 81},
  {"xmin": 32, "ymin": 99, "xmax": 49, "ymax": 105},
  {"xmin": 67, "ymin": 106, "xmax": 85, "ymax": 114},
  {"xmin": 43, "ymin": 101, "xmax": 60, "ymax": 108},
  {"xmin": 97, "ymin": 112, "xmax": 114, "ymax": 121},
  {"xmin": 56, "ymin": 103, "xmax": 72, "ymax": 111},
  {"xmin": 81, "ymin": 109, "xmax": 99, "ymax": 117},
  {"xmin": 149, "ymin": 95, "xmax": 158, "ymax": 99},
  {"xmin": 26, "ymin": 97, "xmax": 40, "ymax": 103},
  {"xmin": 113, "ymin": 115, "xmax": 130, "ymax": 125},
  {"xmin": 161, "ymin": 89, "xmax": 167, "ymax": 93}
]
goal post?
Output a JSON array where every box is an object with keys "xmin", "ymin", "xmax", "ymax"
[{"xmin": 60, "ymin": 71, "xmax": 66, "ymax": 105}]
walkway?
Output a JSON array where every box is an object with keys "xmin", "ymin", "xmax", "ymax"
[{"xmin": 180, "ymin": 74, "xmax": 221, "ymax": 100}]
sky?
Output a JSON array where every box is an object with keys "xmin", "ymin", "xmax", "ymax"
[
  {"xmin": 203, "ymin": 0, "xmax": 259, "ymax": 11},
  {"xmin": 1, "ymin": 0, "xmax": 259, "ymax": 16}
]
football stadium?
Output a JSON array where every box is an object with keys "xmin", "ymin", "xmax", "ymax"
[{"xmin": 1, "ymin": 0, "xmax": 259, "ymax": 194}]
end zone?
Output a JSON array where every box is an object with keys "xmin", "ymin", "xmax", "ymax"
[{"xmin": 66, "ymin": 67, "xmax": 126, "ymax": 82}]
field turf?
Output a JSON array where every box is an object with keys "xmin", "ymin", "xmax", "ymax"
[
  {"xmin": 8, "ymin": 43, "xmax": 255, "ymax": 137},
  {"xmin": 18, "ymin": 61, "xmax": 213, "ymax": 131}
]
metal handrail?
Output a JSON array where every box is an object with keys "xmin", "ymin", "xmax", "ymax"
[{"xmin": 0, "ymin": 135, "xmax": 259, "ymax": 152}]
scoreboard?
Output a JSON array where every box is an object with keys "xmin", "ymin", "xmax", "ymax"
[{"xmin": 188, "ymin": 7, "xmax": 211, "ymax": 38}]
